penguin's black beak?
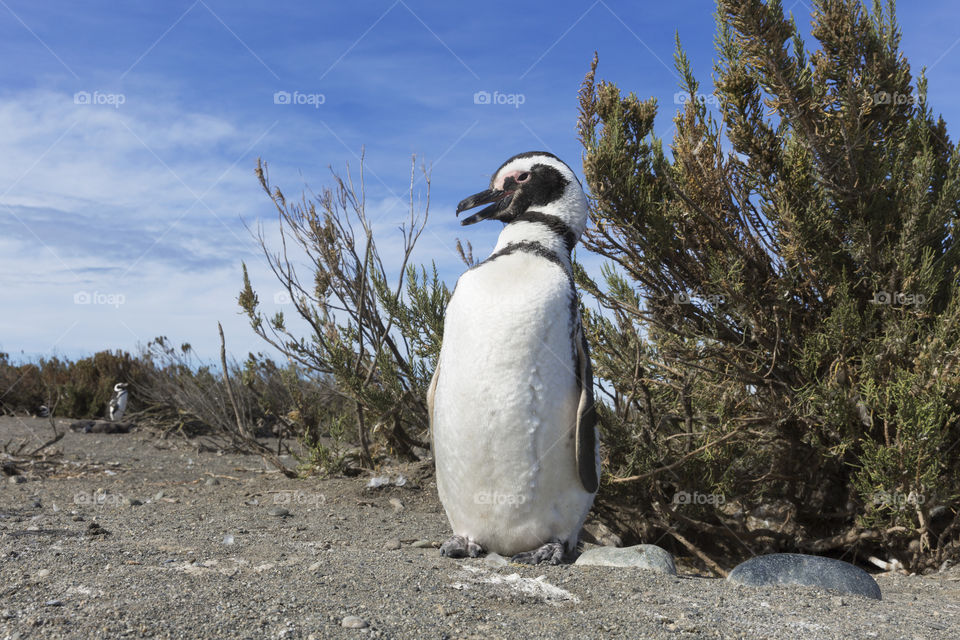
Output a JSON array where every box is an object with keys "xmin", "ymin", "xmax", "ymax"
[{"xmin": 456, "ymin": 189, "xmax": 514, "ymax": 226}]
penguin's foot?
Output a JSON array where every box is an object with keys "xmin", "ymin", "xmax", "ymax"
[
  {"xmin": 439, "ymin": 535, "xmax": 484, "ymax": 559},
  {"xmin": 510, "ymin": 541, "xmax": 567, "ymax": 565}
]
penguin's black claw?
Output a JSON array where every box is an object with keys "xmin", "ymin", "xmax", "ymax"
[
  {"xmin": 510, "ymin": 541, "xmax": 567, "ymax": 565},
  {"xmin": 440, "ymin": 535, "xmax": 484, "ymax": 558}
]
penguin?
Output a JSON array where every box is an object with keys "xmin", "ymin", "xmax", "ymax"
[
  {"xmin": 429, "ymin": 151, "xmax": 600, "ymax": 565},
  {"xmin": 108, "ymin": 383, "xmax": 128, "ymax": 421}
]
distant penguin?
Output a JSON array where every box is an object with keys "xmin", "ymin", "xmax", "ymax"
[
  {"xmin": 37, "ymin": 405, "xmax": 50, "ymax": 418},
  {"xmin": 429, "ymin": 151, "xmax": 599, "ymax": 565},
  {"xmin": 108, "ymin": 383, "xmax": 129, "ymax": 421}
]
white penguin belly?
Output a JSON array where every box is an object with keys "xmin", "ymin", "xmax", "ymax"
[{"xmin": 433, "ymin": 254, "xmax": 594, "ymax": 556}]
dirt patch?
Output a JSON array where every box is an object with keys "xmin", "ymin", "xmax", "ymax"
[{"xmin": 1, "ymin": 416, "xmax": 958, "ymax": 639}]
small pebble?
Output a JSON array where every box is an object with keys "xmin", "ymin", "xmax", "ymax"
[
  {"xmin": 126, "ymin": 498, "xmax": 142, "ymax": 506},
  {"xmin": 205, "ymin": 477, "xmax": 219, "ymax": 486},
  {"xmin": 44, "ymin": 600, "xmax": 62, "ymax": 607},
  {"xmin": 366, "ymin": 475, "xmax": 390, "ymax": 489},
  {"xmin": 222, "ymin": 535, "xmax": 235, "ymax": 545},
  {"xmin": 9, "ymin": 476, "xmax": 26, "ymax": 484},
  {"xmin": 389, "ymin": 498, "xmax": 404, "ymax": 512},
  {"xmin": 341, "ymin": 615, "xmax": 368, "ymax": 629},
  {"xmin": 308, "ymin": 561, "xmax": 323, "ymax": 572},
  {"xmin": 384, "ymin": 538, "xmax": 402, "ymax": 551},
  {"xmin": 36, "ymin": 569, "xmax": 51, "ymax": 579},
  {"xmin": 154, "ymin": 490, "xmax": 165, "ymax": 501},
  {"xmin": 411, "ymin": 540, "xmax": 434, "ymax": 549},
  {"xmin": 268, "ymin": 507, "xmax": 291, "ymax": 518},
  {"xmin": 31, "ymin": 500, "xmax": 42, "ymax": 508}
]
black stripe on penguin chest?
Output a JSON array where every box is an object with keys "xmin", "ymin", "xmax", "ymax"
[{"xmin": 480, "ymin": 240, "xmax": 568, "ymax": 270}]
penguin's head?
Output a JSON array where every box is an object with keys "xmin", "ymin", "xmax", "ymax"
[
  {"xmin": 114, "ymin": 383, "xmax": 128, "ymax": 392},
  {"xmin": 456, "ymin": 151, "xmax": 588, "ymax": 239}
]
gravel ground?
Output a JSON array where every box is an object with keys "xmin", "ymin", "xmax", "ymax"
[{"xmin": 1, "ymin": 416, "xmax": 959, "ymax": 639}]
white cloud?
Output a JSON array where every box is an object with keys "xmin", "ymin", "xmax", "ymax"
[
  {"xmin": 0, "ymin": 84, "xmax": 610, "ymax": 366},
  {"xmin": 0, "ymin": 88, "xmax": 281, "ymax": 361}
]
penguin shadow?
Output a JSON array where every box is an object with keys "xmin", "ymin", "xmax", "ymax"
[{"xmin": 69, "ymin": 420, "xmax": 133, "ymax": 434}]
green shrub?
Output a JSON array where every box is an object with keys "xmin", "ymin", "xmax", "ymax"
[
  {"xmin": 576, "ymin": 0, "xmax": 959, "ymax": 572},
  {"xmin": 239, "ymin": 154, "xmax": 448, "ymax": 467}
]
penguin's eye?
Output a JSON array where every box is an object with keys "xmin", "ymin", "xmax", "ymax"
[{"xmin": 516, "ymin": 172, "xmax": 530, "ymax": 183}]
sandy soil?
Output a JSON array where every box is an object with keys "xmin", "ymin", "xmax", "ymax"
[{"xmin": 1, "ymin": 416, "xmax": 958, "ymax": 639}]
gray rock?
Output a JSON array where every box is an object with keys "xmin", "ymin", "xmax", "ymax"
[
  {"xmin": 575, "ymin": 544, "xmax": 677, "ymax": 574},
  {"xmin": 8, "ymin": 475, "xmax": 26, "ymax": 484},
  {"xmin": 268, "ymin": 507, "xmax": 290, "ymax": 518},
  {"xmin": 483, "ymin": 552, "xmax": 509, "ymax": 568},
  {"xmin": 126, "ymin": 498, "xmax": 142, "ymax": 506},
  {"xmin": 384, "ymin": 538, "xmax": 401, "ymax": 551},
  {"xmin": 340, "ymin": 615, "xmax": 368, "ymax": 629},
  {"xmin": 205, "ymin": 477, "xmax": 219, "ymax": 486},
  {"xmin": 726, "ymin": 553, "xmax": 882, "ymax": 600},
  {"xmin": 411, "ymin": 540, "xmax": 434, "ymax": 548}
]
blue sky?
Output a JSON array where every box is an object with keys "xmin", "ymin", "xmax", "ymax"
[{"xmin": 2, "ymin": 0, "xmax": 960, "ymax": 364}]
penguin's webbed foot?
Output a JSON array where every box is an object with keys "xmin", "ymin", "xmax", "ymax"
[
  {"xmin": 439, "ymin": 535, "xmax": 484, "ymax": 558},
  {"xmin": 510, "ymin": 541, "xmax": 567, "ymax": 565}
]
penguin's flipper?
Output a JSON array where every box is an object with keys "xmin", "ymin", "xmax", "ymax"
[
  {"xmin": 426, "ymin": 363, "xmax": 440, "ymax": 452},
  {"xmin": 574, "ymin": 320, "xmax": 599, "ymax": 493}
]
